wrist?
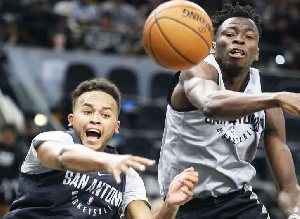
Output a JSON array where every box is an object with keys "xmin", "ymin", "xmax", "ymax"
[
  {"xmin": 274, "ymin": 92, "xmax": 285, "ymax": 107},
  {"xmin": 164, "ymin": 198, "xmax": 180, "ymax": 212},
  {"xmin": 98, "ymin": 152, "xmax": 112, "ymax": 171}
]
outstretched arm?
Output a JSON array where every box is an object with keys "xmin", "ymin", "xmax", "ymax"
[
  {"xmin": 125, "ymin": 167, "xmax": 199, "ymax": 219},
  {"xmin": 173, "ymin": 61, "xmax": 300, "ymax": 120},
  {"xmin": 37, "ymin": 141, "xmax": 155, "ymax": 184},
  {"xmin": 264, "ymin": 108, "xmax": 300, "ymax": 217}
]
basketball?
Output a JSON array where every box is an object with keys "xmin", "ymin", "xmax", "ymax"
[{"xmin": 143, "ymin": 0, "xmax": 213, "ymax": 71}]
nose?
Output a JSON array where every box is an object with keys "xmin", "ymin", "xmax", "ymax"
[
  {"xmin": 90, "ymin": 113, "xmax": 101, "ymax": 125},
  {"xmin": 232, "ymin": 35, "xmax": 245, "ymax": 45}
]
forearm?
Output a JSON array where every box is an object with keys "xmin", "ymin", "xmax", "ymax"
[
  {"xmin": 38, "ymin": 142, "xmax": 111, "ymax": 173},
  {"xmin": 264, "ymin": 108, "xmax": 300, "ymax": 218},
  {"xmin": 58, "ymin": 144, "xmax": 111, "ymax": 173},
  {"xmin": 265, "ymin": 144, "xmax": 300, "ymax": 217},
  {"xmin": 152, "ymin": 200, "xmax": 179, "ymax": 219},
  {"xmin": 189, "ymin": 86, "xmax": 279, "ymax": 120},
  {"xmin": 265, "ymin": 142, "xmax": 298, "ymax": 191}
]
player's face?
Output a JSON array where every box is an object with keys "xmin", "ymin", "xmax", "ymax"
[
  {"xmin": 214, "ymin": 17, "xmax": 259, "ymax": 77},
  {"xmin": 68, "ymin": 91, "xmax": 120, "ymax": 151}
]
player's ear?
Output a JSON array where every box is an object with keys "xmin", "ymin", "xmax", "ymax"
[
  {"xmin": 68, "ymin": 114, "xmax": 74, "ymax": 127},
  {"xmin": 114, "ymin": 121, "xmax": 120, "ymax": 134},
  {"xmin": 255, "ymin": 48, "xmax": 259, "ymax": 61},
  {"xmin": 210, "ymin": 42, "xmax": 216, "ymax": 54}
]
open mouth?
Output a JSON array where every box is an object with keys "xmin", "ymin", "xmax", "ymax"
[
  {"xmin": 229, "ymin": 48, "xmax": 245, "ymax": 58},
  {"xmin": 86, "ymin": 129, "xmax": 101, "ymax": 140}
]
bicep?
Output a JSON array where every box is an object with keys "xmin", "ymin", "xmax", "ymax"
[
  {"xmin": 264, "ymin": 108, "xmax": 286, "ymax": 145},
  {"xmin": 37, "ymin": 141, "xmax": 65, "ymax": 170},
  {"xmin": 121, "ymin": 174, "xmax": 150, "ymax": 218},
  {"xmin": 125, "ymin": 200, "xmax": 152, "ymax": 219},
  {"xmin": 177, "ymin": 61, "xmax": 220, "ymax": 110},
  {"xmin": 264, "ymin": 108, "xmax": 297, "ymax": 190}
]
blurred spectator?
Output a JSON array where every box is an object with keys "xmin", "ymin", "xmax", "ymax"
[
  {"xmin": 0, "ymin": 0, "xmax": 298, "ymax": 64},
  {"xmin": 71, "ymin": 0, "xmax": 99, "ymax": 26},
  {"xmin": 0, "ymin": 0, "xmax": 26, "ymax": 14},
  {"xmin": 0, "ymin": 124, "xmax": 22, "ymax": 217},
  {"xmin": 17, "ymin": 0, "xmax": 58, "ymax": 47},
  {"xmin": 52, "ymin": 1, "xmax": 75, "ymax": 50},
  {"xmin": 0, "ymin": 13, "xmax": 18, "ymax": 46},
  {"xmin": 84, "ymin": 10, "xmax": 122, "ymax": 53},
  {"xmin": 98, "ymin": 0, "xmax": 139, "ymax": 33},
  {"xmin": 0, "ymin": 51, "xmax": 19, "ymax": 106},
  {"xmin": 19, "ymin": 114, "xmax": 39, "ymax": 150}
]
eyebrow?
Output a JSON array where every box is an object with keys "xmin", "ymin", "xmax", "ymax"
[
  {"xmin": 82, "ymin": 103, "xmax": 93, "ymax": 108},
  {"xmin": 225, "ymin": 26, "xmax": 257, "ymax": 33},
  {"xmin": 81, "ymin": 103, "xmax": 113, "ymax": 111}
]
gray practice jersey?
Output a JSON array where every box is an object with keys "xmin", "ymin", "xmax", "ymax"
[
  {"xmin": 158, "ymin": 55, "xmax": 266, "ymax": 199},
  {"xmin": 21, "ymin": 131, "xmax": 149, "ymax": 218}
]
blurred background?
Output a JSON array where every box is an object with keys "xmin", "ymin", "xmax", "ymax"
[{"xmin": 0, "ymin": 0, "xmax": 299, "ymax": 218}]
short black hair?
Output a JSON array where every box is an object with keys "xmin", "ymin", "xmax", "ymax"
[
  {"xmin": 72, "ymin": 78, "xmax": 121, "ymax": 114},
  {"xmin": 212, "ymin": 2, "xmax": 262, "ymax": 37}
]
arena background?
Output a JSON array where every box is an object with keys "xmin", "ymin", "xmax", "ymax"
[{"xmin": 0, "ymin": 0, "xmax": 299, "ymax": 218}]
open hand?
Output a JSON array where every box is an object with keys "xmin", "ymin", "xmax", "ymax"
[
  {"xmin": 278, "ymin": 92, "xmax": 300, "ymax": 116},
  {"xmin": 106, "ymin": 154, "xmax": 155, "ymax": 183}
]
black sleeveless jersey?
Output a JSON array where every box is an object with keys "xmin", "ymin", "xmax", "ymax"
[{"xmin": 5, "ymin": 129, "xmax": 126, "ymax": 219}]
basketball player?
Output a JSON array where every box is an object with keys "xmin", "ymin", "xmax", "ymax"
[
  {"xmin": 158, "ymin": 3, "xmax": 300, "ymax": 219},
  {"xmin": 4, "ymin": 78, "xmax": 198, "ymax": 218}
]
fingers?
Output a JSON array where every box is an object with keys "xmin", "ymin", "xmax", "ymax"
[
  {"xmin": 178, "ymin": 170, "xmax": 199, "ymax": 184},
  {"xmin": 112, "ymin": 155, "xmax": 156, "ymax": 184},
  {"xmin": 125, "ymin": 156, "xmax": 155, "ymax": 172},
  {"xmin": 180, "ymin": 185, "xmax": 194, "ymax": 197},
  {"xmin": 180, "ymin": 174, "xmax": 198, "ymax": 190},
  {"xmin": 131, "ymin": 156, "xmax": 156, "ymax": 166},
  {"xmin": 113, "ymin": 171, "xmax": 121, "ymax": 184},
  {"xmin": 178, "ymin": 169, "xmax": 199, "ymax": 196},
  {"xmin": 182, "ymin": 167, "xmax": 195, "ymax": 172},
  {"xmin": 180, "ymin": 178, "xmax": 195, "ymax": 189},
  {"xmin": 178, "ymin": 171, "xmax": 198, "ymax": 199},
  {"xmin": 113, "ymin": 168, "xmax": 137, "ymax": 184}
]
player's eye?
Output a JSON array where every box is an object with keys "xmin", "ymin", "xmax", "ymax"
[
  {"xmin": 102, "ymin": 113, "xmax": 110, "ymax": 118},
  {"xmin": 84, "ymin": 110, "xmax": 92, "ymax": 115},
  {"xmin": 246, "ymin": 35, "xmax": 254, "ymax": 40},
  {"xmin": 226, "ymin": 33, "xmax": 235, "ymax": 37}
]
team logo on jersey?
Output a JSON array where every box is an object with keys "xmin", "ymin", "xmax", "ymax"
[
  {"xmin": 62, "ymin": 171, "xmax": 124, "ymax": 216},
  {"xmin": 230, "ymin": 126, "xmax": 235, "ymax": 134},
  {"xmin": 87, "ymin": 196, "xmax": 94, "ymax": 205},
  {"xmin": 208, "ymin": 113, "xmax": 265, "ymax": 148}
]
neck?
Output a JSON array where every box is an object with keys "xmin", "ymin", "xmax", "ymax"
[{"xmin": 223, "ymin": 71, "xmax": 249, "ymax": 92}]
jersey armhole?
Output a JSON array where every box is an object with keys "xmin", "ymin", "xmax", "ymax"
[
  {"xmin": 167, "ymin": 71, "xmax": 198, "ymax": 112},
  {"xmin": 259, "ymin": 70, "xmax": 267, "ymax": 134}
]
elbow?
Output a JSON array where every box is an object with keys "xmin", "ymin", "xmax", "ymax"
[
  {"xmin": 202, "ymin": 105, "xmax": 216, "ymax": 118},
  {"xmin": 201, "ymin": 97, "xmax": 220, "ymax": 118},
  {"xmin": 58, "ymin": 147, "xmax": 67, "ymax": 170}
]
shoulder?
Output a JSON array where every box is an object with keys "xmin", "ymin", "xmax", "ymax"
[
  {"xmin": 124, "ymin": 173, "xmax": 146, "ymax": 194},
  {"xmin": 33, "ymin": 131, "xmax": 74, "ymax": 146},
  {"xmin": 249, "ymin": 67, "xmax": 262, "ymax": 79},
  {"xmin": 179, "ymin": 56, "xmax": 218, "ymax": 83}
]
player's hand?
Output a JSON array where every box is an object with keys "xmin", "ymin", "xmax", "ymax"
[
  {"xmin": 106, "ymin": 154, "xmax": 155, "ymax": 184},
  {"xmin": 278, "ymin": 187, "xmax": 300, "ymax": 218},
  {"xmin": 277, "ymin": 92, "xmax": 300, "ymax": 116},
  {"xmin": 165, "ymin": 167, "xmax": 199, "ymax": 207}
]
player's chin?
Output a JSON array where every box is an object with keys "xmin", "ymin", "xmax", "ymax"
[{"xmin": 84, "ymin": 139, "xmax": 103, "ymax": 151}]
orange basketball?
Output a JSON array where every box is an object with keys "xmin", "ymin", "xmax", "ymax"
[{"xmin": 143, "ymin": 0, "xmax": 213, "ymax": 71}]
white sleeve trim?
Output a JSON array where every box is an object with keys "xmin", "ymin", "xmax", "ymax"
[
  {"xmin": 120, "ymin": 173, "xmax": 150, "ymax": 218},
  {"xmin": 21, "ymin": 131, "xmax": 73, "ymax": 174}
]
